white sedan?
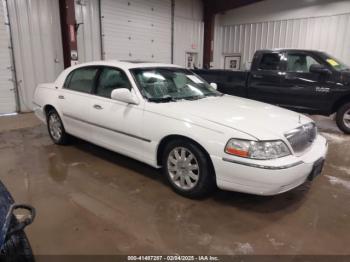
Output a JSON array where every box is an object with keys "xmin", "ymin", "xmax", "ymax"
[{"xmin": 33, "ymin": 61, "xmax": 328, "ymax": 198}]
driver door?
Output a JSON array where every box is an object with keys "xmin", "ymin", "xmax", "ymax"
[
  {"xmin": 281, "ymin": 51, "xmax": 332, "ymax": 112},
  {"xmin": 87, "ymin": 67, "xmax": 146, "ymax": 160}
]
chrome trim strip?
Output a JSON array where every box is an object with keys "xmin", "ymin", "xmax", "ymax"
[
  {"xmin": 32, "ymin": 102, "xmax": 42, "ymax": 108},
  {"xmin": 63, "ymin": 113, "xmax": 151, "ymax": 143},
  {"xmin": 222, "ymin": 158, "xmax": 304, "ymax": 170}
]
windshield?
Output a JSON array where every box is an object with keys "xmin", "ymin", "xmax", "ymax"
[
  {"xmin": 321, "ymin": 53, "xmax": 350, "ymax": 71},
  {"xmin": 131, "ymin": 67, "xmax": 222, "ymax": 102}
]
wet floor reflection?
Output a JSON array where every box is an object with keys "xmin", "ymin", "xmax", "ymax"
[{"xmin": 0, "ymin": 126, "xmax": 350, "ymax": 255}]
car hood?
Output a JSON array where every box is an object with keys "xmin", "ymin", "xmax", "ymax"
[{"xmin": 148, "ymin": 95, "xmax": 313, "ymax": 140}]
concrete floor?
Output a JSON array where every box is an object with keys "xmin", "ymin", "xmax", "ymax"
[{"xmin": 0, "ymin": 113, "xmax": 350, "ymax": 255}]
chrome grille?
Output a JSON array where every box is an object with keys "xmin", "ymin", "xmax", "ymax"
[{"xmin": 285, "ymin": 123, "xmax": 317, "ymax": 154}]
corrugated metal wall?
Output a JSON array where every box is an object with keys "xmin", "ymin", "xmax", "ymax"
[
  {"xmin": 75, "ymin": 0, "xmax": 102, "ymax": 63},
  {"xmin": 214, "ymin": 13, "xmax": 350, "ymax": 69},
  {"xmin": 7, "ymin": 0, "xmax": 64, "ymax": 112},
  {"xmin": 101, "ymin": 0, "xmax": 172, "ymax": 63},
  {"xmin": 174, "ymin": 0, "xmax": 204, "ymax": 67},
  {"xmin": 0, "ymin": 0, "xmax": 16, "ymax": 114}
]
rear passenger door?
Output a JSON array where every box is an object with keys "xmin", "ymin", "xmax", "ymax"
[
  {"xmin": 248, "ymin": 52, "xmax": 285, "ymax": 104},
  {"xmin": 59, "ymin": 66, "xmax": 99, "ymax": 138}
]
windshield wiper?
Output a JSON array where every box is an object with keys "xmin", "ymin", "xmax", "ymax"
[
  {"xmin": 148, "ymin": 96, "xmax": 177, "ymax": 103},
  {"xmin": 205, "ymin": 93, "xmax": 224, "ymax": 97},
  {"xmin": 183, "ymin": 95, "xmax": 205, "ymax": 101}
]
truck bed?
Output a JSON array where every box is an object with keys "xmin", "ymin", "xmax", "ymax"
[{"xmin": 193, "ymin": 69, "xmax": 249, "ymax": 98}]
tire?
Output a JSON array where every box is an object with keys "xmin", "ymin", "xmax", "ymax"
[
  {"xmin": 47, "ymin": 109, "xmax": 70, "ymax": 145},
  {"xmin": 0, "ymin": 217, "xmax": 34, "ymax": 262},
  {"xmin": 162, "ymin": 139, "xmax": 216, "ymax": 198},
  {"xmin": 336, "ymin": 102, "xmax": 350, "ymax": 134}
]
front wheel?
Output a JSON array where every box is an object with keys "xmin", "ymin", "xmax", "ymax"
[
  {"xmin": 336, "ymin": 102, "xmax": 350, "ymax": 134},
  {"xmin": 162, "ymin": 139, "xmax": 216, "ymax": 198}
]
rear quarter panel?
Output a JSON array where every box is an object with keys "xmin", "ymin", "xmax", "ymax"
[{"xmin": 33, "ymin": 83, "xmax": 60, "ymax": 122}]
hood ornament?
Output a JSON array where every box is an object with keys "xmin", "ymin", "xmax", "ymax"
[{"xmin": 298, "ymin": 115, "xmax": 301, "ymax": 124}]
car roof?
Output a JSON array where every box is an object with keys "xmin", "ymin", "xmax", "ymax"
[
  {"xmin": 70, "ymin": 60, "xmax": 183, "ymax": 70},
  {"xmin": 257, "ymin": 48, "xmax": 324, "ymax": 54}
]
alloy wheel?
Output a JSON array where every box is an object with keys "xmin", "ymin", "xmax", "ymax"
[
  {"xmin": 167, "ymin": 147, "xmax": 200, "ymax": 190},
  {"xmin": 48, "ymin": 114, "xmax": 63, "ymax": 141},
  {"xmin": 344, "ymin": 109, "xmax": 350, "ymax": 129}
]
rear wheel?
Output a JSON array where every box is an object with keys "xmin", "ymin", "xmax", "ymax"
[
  {"xmin": 47, "ymin": 109, "xmax": 70, "ymax": 144},
  {"xmin": 162, "ymin": 139, "xmax": 216, "ymax": 198},
  {"xmin": 336, "ymin": 102, "xmax": 350, "ymax": 134}
]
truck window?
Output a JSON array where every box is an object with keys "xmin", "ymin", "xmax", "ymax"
[
  {"xmin": 287, "ymin": 54, "xmax": 320, "ymax": 73},
  {"xmin": 259, "ymin": 53, "xmax": 281, "ymax": 71}
]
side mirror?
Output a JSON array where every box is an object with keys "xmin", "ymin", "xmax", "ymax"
[
  {"xmin": 310, "ymin": 64, "xmax": 331, "ymax": 75},
  {"xmin": 111, "ymin": 88, "xmax": 139, "ymax": 105},
  {"xmin": 210, "ymin": 83, "xmax": 218, "ymax": 90}
]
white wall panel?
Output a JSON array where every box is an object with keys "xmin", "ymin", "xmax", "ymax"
[
  {"xmin": 221, "ymin": 0, "xmax": 350, "ymax": 25},
  {"xmin": 75, "ymin": 0, "xmax": 102, "ymax": 63},
  {"xmin": 101, "ymin": 0, "xmax": 172, "ymax": 63},
  {"xmin": 7, "ymin": 0, "xmax": 64, "ymax": 112},
  {"xmin": 0, "ymin": 0, "xmax": 16, "ymax": 114},
  {"xmin": 174, "ymin": 0, "xmax": 204, "ymax": 67},
  {"xmin": 214, "ymin": 13, "xmax": 350, "ymax": 69},
  {"xmin": 214, "ymin": 0, "xmax": 350, "ymax": 69}
]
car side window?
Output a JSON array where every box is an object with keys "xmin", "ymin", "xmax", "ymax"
[
  {"xmin": 287, "ymin": 54, "xmax": 320, "ymax": 73},
  {"xmin": 95, "ymin": 67, "xmax": 131, "ymax": 98},
  {"xmin": 259, "ymin": 53, "xmax": 281, "ymax": 71},
  {"xmin": 66, "ymin": 67, "xmax": 99, "ymax": 93}
]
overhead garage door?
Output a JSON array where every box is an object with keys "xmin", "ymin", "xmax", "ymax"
[
  {"xmin": 0, "ymin": 1, "xmax": 16, "ymax": 114},
  {"xmin": 75, "ymin": 0, "xmax": 102, "ymax": 63},
  {"xmin": 101, "ymin": 0, "xmax": 172, "ymax": 63},
  {"xmin": 7, "ymin": 0, "xmax": 64, "ymax": 112}
]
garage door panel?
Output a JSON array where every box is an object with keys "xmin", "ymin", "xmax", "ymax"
[
  {"xmin": 7, "ymin": 0, "xmax": 64, "ymax": 112},
  {"xmin": 0, "ymin": 0, "xmax": 16, "ymax": 114},
  {"xmin": 101, "ymin": 0, "xmax": 171, "ymax": 63}
]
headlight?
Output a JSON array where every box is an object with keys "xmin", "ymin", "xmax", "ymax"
[{"xmin": 225, "ymin": 139, "xmax": 291, "ymax": 160}]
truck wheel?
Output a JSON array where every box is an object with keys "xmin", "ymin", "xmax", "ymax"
[
  {"xmin": 162, "ymin": 139, "xmax": 216, "ymax": 198},
  {"xmin": 47, "ymin": 109, "xmax": 70, "ymax": 144},
  {"xmin": 336, "ymin": 102, "xmax": 350, "ymax": 134}
]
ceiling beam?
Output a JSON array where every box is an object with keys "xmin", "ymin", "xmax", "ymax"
[
  {"xmin": 203, "ymin": 0, "xmax": 263, "ymax": 68},
  {"xmin": 203, "ymin": 0, "xmax": 264, "ymax": 15}
]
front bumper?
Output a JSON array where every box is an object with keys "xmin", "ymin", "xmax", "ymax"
[{"xmin": 212, "ymin": 135, "xmax": 328, "ymax": 196}]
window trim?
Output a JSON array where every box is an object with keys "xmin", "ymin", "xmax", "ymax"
[
  {"xmin": 92, "ymin": 66, "xmax": 133, "ymax": 99},
  {"xmin": 63, "ymin": 66, "xmax": 101, "ymax": 94}
]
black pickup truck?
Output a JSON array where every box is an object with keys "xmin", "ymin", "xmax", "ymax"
[{"xmin": 194, "ymin": 49, "xmax": 350, "ymax": 134}]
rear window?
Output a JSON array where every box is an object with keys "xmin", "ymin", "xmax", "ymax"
[
  {"xmin": 259, "ymin": 53, "xmax": 281, "ymax": 71},
  {"xmin": 65, "ymin": 67, "xmax": 99, "ymax": 94}
]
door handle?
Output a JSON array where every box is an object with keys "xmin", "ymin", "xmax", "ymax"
[
  {"xmin": 58, "ymin": 95, "xmax": 65, "ymax": 100},
  {"xmin": 252, "ymin": 74, "xmax": 263, "ymax": 79},
  {"xmin": 93, "ymin": 104, "xmax": 103, "ymax": 110},
  {"xmin": 285, "ymin": 75, "xmax": 297, "ymax": 80}
]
